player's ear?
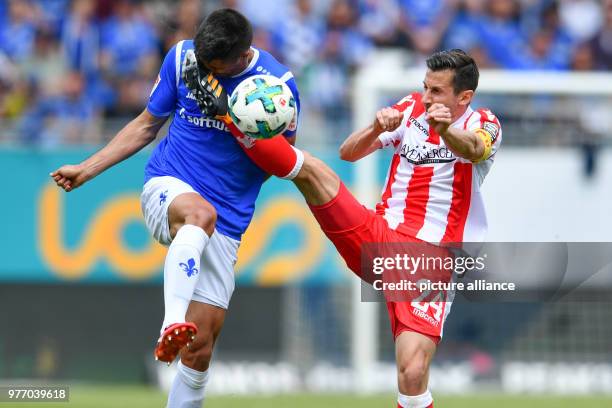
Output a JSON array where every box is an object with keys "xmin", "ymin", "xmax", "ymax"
[{"xmin": 458, "ymin": 90, "xmax": 474, "ymax": 106}]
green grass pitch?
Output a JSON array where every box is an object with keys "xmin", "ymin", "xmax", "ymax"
[{"xmin": 12, "ymin": 385, "xmax": 612, "ymax": 407}]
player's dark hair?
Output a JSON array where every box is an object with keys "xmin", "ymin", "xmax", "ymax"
[
  {"xmin": 426, "ymin": 49, "xmax": 479, "ymax": 94},
  {"xmin": 194, "ymin": 8, "xmax": 253, "ymax": 64}
]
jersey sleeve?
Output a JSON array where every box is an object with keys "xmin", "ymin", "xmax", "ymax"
[
  {"xmin": 282, "ymin": 73, "xmax": 300, "ymax": 138},
  {"xmin": 378, "ymin": 94, "xmax": 416, "ymax": 150},
  {"xmin": 466, "ymin": 108, "xmax": 502, "ymax": 162},
  {"xmin": 147, "ymin": 43, "xmax": 178, "ymax": 118}
]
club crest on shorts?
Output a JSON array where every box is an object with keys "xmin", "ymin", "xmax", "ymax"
[{"xmin": 159, "ymin": 190, "xmax": 168, "ymax": 206}]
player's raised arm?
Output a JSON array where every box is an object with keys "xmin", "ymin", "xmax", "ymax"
[
  {"xmin": 50, "ymin": 109, "xmax": 167, "ymax": 191},
  {"xmin": 51, "ymin": 38, "xmax": 182, "ymax": 192},
  {"xmin": 426, "ymin": 103, "xmax": 492, "ymax": 162},
  {"xmin": 339, "ymin": 106, "xmax": 403, "ymax": 162}
]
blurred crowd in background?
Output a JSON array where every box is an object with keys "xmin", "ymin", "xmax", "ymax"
[{"xmin": 0, "ymin": 0, "xmax": 611, "ymax": 146}]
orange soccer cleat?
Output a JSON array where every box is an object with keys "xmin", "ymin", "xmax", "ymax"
[{"xmin": 154, "ymin": 322, "xmax": 198, "ymax": 364}]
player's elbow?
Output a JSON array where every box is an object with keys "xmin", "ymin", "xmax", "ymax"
[
  {"xmin": 339, "ymin": 152, "xmax": 358, "ymax": 162},
  {"xmin": 464, "ymin": 147, "xmax": 482, "ymax": 162},
  {"xmin": 338, "ymin": 145, "xmax": 357, "ymax": 162},
  {"xmin": 466, "ymin": 139, "xmax": 486, "ymax": 162},
  {"xmin": 455, "ymin": 139, "xmax": 484, "ymax": 162},
  {"xmin": 142, "ymin": 131, "xmax": 157, "ymax": 145},
  {"xmin": 339, "ymin": 151, "xmax": 355, "ymax": 162},
  {"xmin": 138, "ymin": 109, "xmax": 165, "ymax": 144}
]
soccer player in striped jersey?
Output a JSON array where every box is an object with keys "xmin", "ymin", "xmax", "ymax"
[
  {"xmin": 226, "ymin": 49, "xmax": 501, "ymax": 408},
  {"xmin": 305, "ymin": 49, "xmax": 500, "ymax": 408}
]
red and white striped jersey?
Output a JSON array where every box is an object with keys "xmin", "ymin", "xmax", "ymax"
[{"xmin": 376, "ymin": 92, "xmax": 502, "ymax": 244}]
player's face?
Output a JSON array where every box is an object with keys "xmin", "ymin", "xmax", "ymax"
[
  {"xmin": 205, "ymin": 49, "xmax": 251, "ymax": 77},
  {"xmin": 422, "ymin": 69, "xmax": 473, "ymax": 120}
]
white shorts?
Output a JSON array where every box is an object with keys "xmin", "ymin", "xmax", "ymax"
[{"xmin": 141, "ymin": 176, "xmax": 240, "ymax": 309}]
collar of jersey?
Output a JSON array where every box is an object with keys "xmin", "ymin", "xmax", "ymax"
[{"xmin": 231, "ymin": 47, "xmax": 260, "ymax": 78}]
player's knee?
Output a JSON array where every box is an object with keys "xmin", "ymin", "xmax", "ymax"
[
  {"xmin": 397, "ymin": 353, "xmax": 429, "ymax": 392},
  {"xmin": 184, "ymin": 202, "xmax": 217, "ymax": 236},
  {"xmin": 182, "ymin": 335, "xmax": 214, "ymax": 372},
  {"xmin": 296, "ymin": 151, "xmax": 336, "ymax": 182}
]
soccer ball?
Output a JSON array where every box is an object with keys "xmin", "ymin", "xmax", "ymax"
[{"xmin": 228, "ymin": 74, "xmax": 296, "ymax": 139}]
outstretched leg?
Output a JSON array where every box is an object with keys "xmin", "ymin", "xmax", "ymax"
[
  {"xmin": 224, "ymin": 115, "xmax": 343, "ymax": 206},
  {"xmin": 226, "ymin": 126, "xmax": 440, "ymax": 406}
]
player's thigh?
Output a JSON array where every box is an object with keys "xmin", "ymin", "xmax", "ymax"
[
  {"xmin": 308, "ymin": 183, "xmax": 394, "ymax": 282},
  {"xmin": 167, "ymin": 192, "xmax": 217, "ymax": 237},
  {"xmin": 308, "ymin": 181, "xmax": 372, "ymax": 234},
  {"xmin": 141, "ymin": 176, "xmax": 203, "ymax": 245}
]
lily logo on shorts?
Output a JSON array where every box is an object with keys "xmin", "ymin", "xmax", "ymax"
[
  {"xmin": 180, "ymin": 258, "xmax": 198, "ymax": 277},
  {"xmin": 159, "ymin": 190, "xmax": 168, "ymax": 206}
]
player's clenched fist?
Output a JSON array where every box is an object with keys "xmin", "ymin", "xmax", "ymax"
[
  {"xmin": 426, "ymin": 103, "xmax": 452, "ymax": 134},
  {"xmin": 49, "ymin": 164, "xmax": 92, "ymax": 192},
  {"xmin": 373, "ymin": 107, "xmax": 404, "ymax": 134}
]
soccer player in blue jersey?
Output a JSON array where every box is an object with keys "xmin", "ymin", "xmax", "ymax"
[{"xmin": 50, "ymin": 9, "xmax": 301, "ymax": 407}]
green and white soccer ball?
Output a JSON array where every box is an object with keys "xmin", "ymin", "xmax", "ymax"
[{"xmin": 228, "ymin": 74, "xmax": 296, "ymax": 139}]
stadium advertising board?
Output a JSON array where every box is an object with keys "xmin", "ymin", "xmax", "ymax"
[{"xmin": 3, "ymin": 149, "xmax": 353, "ymax": 285}]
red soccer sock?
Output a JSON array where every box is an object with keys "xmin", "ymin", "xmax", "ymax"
[{"xmin": 224, "ymin": 119, "xmax": 304, "ymax": 179}]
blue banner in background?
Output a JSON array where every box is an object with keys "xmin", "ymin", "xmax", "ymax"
[{"xmin": 2, "ymin": 148, "xmax": 368, "ymax": 285}]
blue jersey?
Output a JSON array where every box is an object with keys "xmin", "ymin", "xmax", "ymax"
[{"xmin": 145, "ymin": 40, "xmax": 300, "ymax": 240}]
